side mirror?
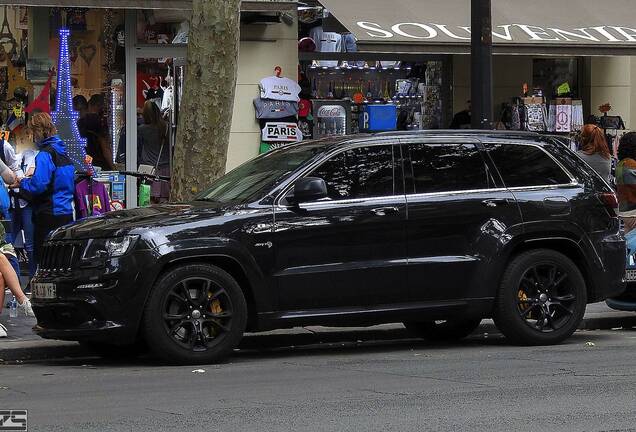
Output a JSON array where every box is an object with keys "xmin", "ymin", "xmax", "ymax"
[{"xmin": 290, "ymin": 177, "xmax": 328, "ymax": 204}]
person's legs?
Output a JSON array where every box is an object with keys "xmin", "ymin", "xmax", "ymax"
[
  {"xmin": 0, "ymin": 254, "xmax": 25, "ymax": 304},
  {"xmin": 21, "ymin": 206, "xmax": 36, "ymax": 277}
]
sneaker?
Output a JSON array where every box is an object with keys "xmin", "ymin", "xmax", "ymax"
[
  {"xmin": 18, "ymin": 298, "xmax": 34, "ymax": 317},
  {"xmin": 0, "ymin": 323, "xmax": 7, "ymax": 337}
]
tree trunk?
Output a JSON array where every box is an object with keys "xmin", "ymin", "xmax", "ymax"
[{"xmin": 171, "ymin": 0, "xmax": 241, "ymax": 201}]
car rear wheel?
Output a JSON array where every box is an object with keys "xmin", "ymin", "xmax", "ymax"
[
  {"xmin": 142, "ymin": 263, "xmax": 247, "ymax": 365},
  {"xmin": 404, "ymin": 319, "xmax": 481, "ymax": 341},
  {"xmin": 493, "ymin": 249, "xmax": 586, "ymax": 346}
]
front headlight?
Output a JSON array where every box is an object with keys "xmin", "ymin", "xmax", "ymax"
[{"xmin": 82, "ymin": 236, "xmax": 138, "ymax": 260}]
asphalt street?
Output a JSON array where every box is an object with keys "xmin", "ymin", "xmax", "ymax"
[{"xmin": 1, "ymin": 325, "xmax": 636, "ymax": 432}]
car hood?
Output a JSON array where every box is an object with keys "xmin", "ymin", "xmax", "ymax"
[{"xmin": 51, "ymin": 202, "xmax": 248, "ymax": 241}]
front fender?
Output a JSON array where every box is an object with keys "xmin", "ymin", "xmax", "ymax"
[{"xmin": 152, "ymin": 237, "xmax": 270, "ymax": 311}]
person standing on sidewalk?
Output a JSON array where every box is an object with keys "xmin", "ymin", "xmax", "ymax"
[
  {"xmin": 0, "ymin": 160, "xmax": 34, "ymax": 337},
  {"xmin": 18, "ymin": 113, "xmax": 75, "ymax": 266},
  {"xmin": 616, "ymin": 132, "xmax": 636, "ymax": 233},
  {"xmin": 12, "ymin": 146, "xmax": 38, "ymax": 284},
  {"xmin": 577, "ymin": 124, "xmax": 611, "ymax": 183}
]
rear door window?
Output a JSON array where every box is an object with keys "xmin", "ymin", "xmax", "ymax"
[
  {"xmin": 406, "ymin": 143, "xmax": 495, "ymax": 194},
  {"xmin": 486, "ymin": 144, "xmax": 572, "ymax": 188}
]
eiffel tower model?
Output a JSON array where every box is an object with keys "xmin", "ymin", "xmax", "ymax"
[{"xmin": 51, "ymin": 28, "xmax": 88, "ymax": 171}]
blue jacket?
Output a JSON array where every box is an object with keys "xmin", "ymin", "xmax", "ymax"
[{"xmin": 20, "ymin": 135, "xmax": 75, "ymax": 217}]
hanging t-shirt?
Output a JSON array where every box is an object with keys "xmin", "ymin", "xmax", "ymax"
[
  {"xmin": 253, "ymin": 98, "xmax": 298, "ymax": 119},
  {"xmin": 75, "ymin": 179, "xmax": 111, "ymax": 219},
  {"xmin": 317, "ymin": 32, "xmax": 342, "ymax": 68},
  {"xmin": 259, "ymin": 76, "xmax": 301, "ymax": 102},
  {"xmin": 161, "ymin": 86, "xmax": 173, "ymax": 112}
]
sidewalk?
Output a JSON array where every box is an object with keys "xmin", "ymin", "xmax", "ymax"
[{"xmin": 1, "ymin": 302, "xmax": 635, "ymax": 362}]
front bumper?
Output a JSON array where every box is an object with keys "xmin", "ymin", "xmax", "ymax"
[{"xmin": 31, "ymin": 248, "xmax": 159, "ymax": 344}]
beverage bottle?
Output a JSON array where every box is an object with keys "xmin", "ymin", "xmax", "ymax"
[{"xmin": 9, "ymin": 296, "xmax": 17, "ymax": 318}]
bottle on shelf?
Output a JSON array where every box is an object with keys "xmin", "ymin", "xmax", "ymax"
[{"xmin": 9, "ymin": 296, "xmax": 17, "ymax": 318}]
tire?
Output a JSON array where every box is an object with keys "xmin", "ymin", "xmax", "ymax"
[
  {"xmin": 493, "ymin": 249, "xmax": 587, "ymax": 346},
  {"xmin": 142, "ymin": 263, "xmax": 248, "ymax": 365},
  {"xmin": 404, "ymin": 319, "xmax": 481, "ymax": 342}
]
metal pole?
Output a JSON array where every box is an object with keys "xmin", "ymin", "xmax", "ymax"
[{"xmin": 471, "ymin": 0, "xmax": 493, "ymax": 129}]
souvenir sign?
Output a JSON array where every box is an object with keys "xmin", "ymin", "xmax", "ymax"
[
  {"xmin": 262, "ymin": 122, "xmax": 301, "ymax": 142},
  {"xmin": 556, "ymin": 102, "xmax": 572, "ymax": 133}
]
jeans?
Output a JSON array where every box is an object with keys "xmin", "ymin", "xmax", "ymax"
[{"xmin": 12, "ymin": 205, "xmax": 35, "ymax": 277}]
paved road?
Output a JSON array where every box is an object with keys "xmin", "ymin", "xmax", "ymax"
[{"xmin": 1, "ymin": 327, "xmax": 636, "ymax": 432}]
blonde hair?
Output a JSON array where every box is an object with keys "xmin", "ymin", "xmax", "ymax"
[{"xmin": 28, "ymin": 112, "xmax": 57, "ymax": 141}]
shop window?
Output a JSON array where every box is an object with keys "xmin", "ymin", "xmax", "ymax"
[
  {"xmin": 532, "ymin": 58, "xmax": 580, "ymax": 98},
  {"xmin": 136, "ymin": 10, "xmax": 190, "ymax": 44},
  {"xmin": 309, "ymin": 145, "xmax": 395, "ymax": 200},
  {"xmin": 407, "ymin": 144, "xmax": 492, "ymax": 194},
  {"xmin": 487, "ymin": 144, "xmax": 571, "ymax": 188}
]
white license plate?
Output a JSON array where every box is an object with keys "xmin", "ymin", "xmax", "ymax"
[
  {"xmin": 32, "ymin": 283, "xmax": 56, "ymax": 299},
  {"xmin": 626, "ymin": 270, "xmax": 636, "ymax": 282}
]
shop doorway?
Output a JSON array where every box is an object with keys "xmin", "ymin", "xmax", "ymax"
[{"xmin": 129, "ymin": 56, "xmax": 184, "ymax": 203}]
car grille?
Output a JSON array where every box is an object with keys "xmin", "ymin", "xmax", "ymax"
[
  {"xmin": 626, "ymin": 269, "xmax": 636, "ymax": 282},
  {"xmin": 38, "ymin": 241, "xmax": 84, "ymax": 275}
]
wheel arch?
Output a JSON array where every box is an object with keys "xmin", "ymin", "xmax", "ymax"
[{"xmin": 503, "ymin": 237, "xmax": 594, "ymax": 302}]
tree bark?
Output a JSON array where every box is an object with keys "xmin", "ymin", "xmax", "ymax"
[{"xmin": 171, "ymin": 0, "xmax": 241, "ymax": 201}]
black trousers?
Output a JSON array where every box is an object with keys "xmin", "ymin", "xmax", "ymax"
[{"xmin": 33, "ymin": 213, "xmax": 74, "ymax": 265}]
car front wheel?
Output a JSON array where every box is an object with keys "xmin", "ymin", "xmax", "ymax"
[
  {"xmin": 142, "ymin": 263, "xmax": 247, "ymax": 365},
  {"xmin": 493, "ymin": 249, "xmax": 586, "ymax": 346}
]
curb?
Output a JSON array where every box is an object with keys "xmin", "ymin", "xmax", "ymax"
[{"xmin": 2, "ymin": 313, "xmax": 635, "ymax": 362}]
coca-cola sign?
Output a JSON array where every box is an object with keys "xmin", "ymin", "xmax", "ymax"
[{"xmin": 317, "ymin": 105, "xmax": 346, "ymax": 118}]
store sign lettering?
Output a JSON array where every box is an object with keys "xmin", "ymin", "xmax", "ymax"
[
  {"xmin": 317, "ymin": 106, "xmax": 346, "ymax": 118},
  {"xmin": 356, "ymin": 21, "xmax": 636, "ymax": 43},
  {"xmin": 262, "ymin": 122, "xmax": 299, "ymax": 143}
]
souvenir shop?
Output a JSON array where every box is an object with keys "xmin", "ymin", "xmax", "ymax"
[
  {"xmin": 0, "ymin": 0, "xmax": 297, "ymax": 208},
  {"xmin": 258, "ymin": 0, "xmax": 636, "ymax": 156}
]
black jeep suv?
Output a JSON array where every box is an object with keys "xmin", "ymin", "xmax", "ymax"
[{"xmin": 31, "ymin": 131, "xmax": 625, "ymax": 364}]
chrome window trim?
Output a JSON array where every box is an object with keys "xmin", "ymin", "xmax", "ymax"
[
  {"xmin": 483, "ymin": 141, "xmax": 580, "ymax": 188},
  {"xmin": 287, "ymin": 194, "xmax": 407, "ymax": 211},
  {"xmin": 273, "ymin": 141, "xmax": 399, "ymax": 207}
]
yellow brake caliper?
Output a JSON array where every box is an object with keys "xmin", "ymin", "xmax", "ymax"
[
  {"xmin": 208, "ymin": 292, "xmax": 223, "ymax": 337},
  {"xmin": 518, "ymin": 289, "xmax": 532, "ymax": 318}
]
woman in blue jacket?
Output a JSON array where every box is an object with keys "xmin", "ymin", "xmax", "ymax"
[{"xmin": 19, "ymin": 113, "xmax": 75, "ymax": 265}]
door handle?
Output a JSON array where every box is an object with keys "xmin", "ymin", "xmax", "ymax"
[
  {"xmin": 482, "ymin": 199, "xmax": 512, "ymax": 208},
  {"xmin": 371, "ymin": 206, "xmax": 400, "ymax": 216}
]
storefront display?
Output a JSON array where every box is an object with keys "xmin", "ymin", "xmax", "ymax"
[{"xmin": 256, "ymin": 67, "xmax": 302, "ymax": 153}]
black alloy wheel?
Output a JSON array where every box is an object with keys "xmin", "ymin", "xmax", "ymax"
[
  {"xmin": 494, "ymin": 249, "xmax": 586, "ymax": 346},
  {"xmin": 162, "ymin": 277, "xmax": 234, "ymax": 352},
  {"xmin": 516, "ymin": 263, "xmax": 577, "ymax": 333},
  {"xmin": 143, "ymin": 264, "xmax": 247, "ymax": 364}
]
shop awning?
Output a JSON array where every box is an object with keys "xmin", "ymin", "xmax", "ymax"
[
  {"xmin": 0, "ymin": 0, "xmax": 295, "ymax": 12},
  {"xmin": 319, "ymin": 0, "xmax": 636, "ymax": 56}
]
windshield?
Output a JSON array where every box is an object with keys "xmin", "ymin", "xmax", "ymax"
[{"xmin": 195, "ymin": 143, "xmax": 326, "ymax": 204}]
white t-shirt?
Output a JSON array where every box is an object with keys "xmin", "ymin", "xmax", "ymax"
[
  {"xmin": 161, "ymin": 86, "xmax": 173, "ymax": 112},
  {"xmin": 317, "ymin": 32, "xmax": 342, "ymax": 68},
  {"xmin": 259, "ymin": 76, "xmax": 301, "ymax": 102}
]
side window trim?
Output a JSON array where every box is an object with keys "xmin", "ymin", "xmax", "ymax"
[
  {"xmin": 483, "ymin": 142, "xmax": 578, "ymax": 190},
  {"xmin": 275, "ymin": 142, "xmax": 399, "ymax": 206},
  {"xmin": 399, "ymin": 140, "xmax": 498, "ymax": 195}
]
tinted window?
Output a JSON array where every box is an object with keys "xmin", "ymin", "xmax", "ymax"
[
  {"xmin": 309, "ymin": 146, "xmax": 395, "ymax": 200},
  {"xmin": 487, "ymin": 144, "xmax": 571, "ymax": 187},
  {"xmin": 408, "ymin": 143, "xmax": 493, "ymax": 194},
  {"xmin": 196, "ymin": 143, "xmax": 326, "ymax": 203}
]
